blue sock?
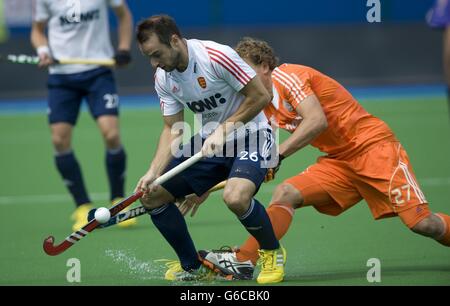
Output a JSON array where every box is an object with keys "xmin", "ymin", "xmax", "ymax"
[
  {"xmin": 239, "ymin": 198, "xmax": 280, "ymax": 250},
  {"xmin": 55, "ymin": 151, "xmax": 90, "ymax": 206},
  {"xmin": 106, "ymin": 147, "xmax": 126, "ymax": 201},
  {"xmin": 149, "ymin": 203, "xmax": 200, "ymax": 271}
]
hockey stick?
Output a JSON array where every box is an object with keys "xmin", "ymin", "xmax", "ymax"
[
  {"xmin": 1, "ymin": 54, "xmax": 115, "ymax": 66},
  {"xmin": 91, "ymin": 180, "xmax": 227, "ymax": 229},
  {"xmin": 43, "ymin": 151, "xmax": 203, "ymax": 256}
]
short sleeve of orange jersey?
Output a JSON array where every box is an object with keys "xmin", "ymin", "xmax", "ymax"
[{"xmin": 273, "ymin": 64, "xmax": 314, "ymax": 110}]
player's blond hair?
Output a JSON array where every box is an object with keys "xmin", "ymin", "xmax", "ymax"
[{"xmin": 235, "ymin": 37, "xmax": 278, "ymax": 70}]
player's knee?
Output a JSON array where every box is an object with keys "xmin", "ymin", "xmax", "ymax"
[
  {"xmin": 51, "ymin": 133, "xmax": 71, "ymax": 152},
  {"xmin": 139, "ymin": 194, "xmax": 162, "ymax": 210},
  {"xmin": 272, "ymin": 183, "xmax": 303, "ymax": 209},
  {"xmin": 223, "ymin": 189, "xmax": 252, "ymax": 213},
  {"xmin": 410, "ymin": 214, "xmax": 442, "ymax": 238},
  {"xmin": 102, "ymin": 130, "xmax": 120, "ymax": 148},
  {"xmin": 140, "ymin": 187, "xmax": 175, "ymax": 211}
]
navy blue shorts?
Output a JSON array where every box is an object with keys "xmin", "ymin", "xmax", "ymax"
[
  {"xmin": 161, "ymin": 129, "xmax": 276, "ymax": 199},
  {"xmin": 47, "ymin": 67, "xmax": 119, "ymax": 125}
]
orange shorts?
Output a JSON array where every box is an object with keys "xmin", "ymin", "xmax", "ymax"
[{"xmin": 284, "ymin": 141, "xmax": 430, "ymax": 228}]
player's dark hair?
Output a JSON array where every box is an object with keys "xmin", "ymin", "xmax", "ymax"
[
  {"xmin": 136, "ymin": 15, "xmax": 182, "ymax": 46},
  {"xmin": 235, "ymin": 37, "xmax": 279, "ymax": 70}
]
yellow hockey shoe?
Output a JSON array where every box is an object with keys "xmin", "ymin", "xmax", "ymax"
[
  {"xmin": 71, "ymin": 203, "xmax": 93, "ymax": 232},
  {"xmin": 156, "ymin": 259, "xmax": 217, "ymax": 281},
  {"xmin": 256, "ymin": 245, "xmax": 286, "ymax": 284}
]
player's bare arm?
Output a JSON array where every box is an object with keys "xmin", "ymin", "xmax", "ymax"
[
  {"xmin": 202, "ymin": 76, "xmax": 270, "ymax": 156},
  {"xmin": 135, "ymin": 110, "xmax": 184, "ymax": 194},
  {"xmin": 30, "ymin": 21, "xmax": 53, "ymax": 68},
  {"xmin": 113, "ymin": 3, "xmax": 133, "ymax": 50},
  {"xmin": 279, "ymin": 94, "xmax": 328, "ymax": 158},
  {"xmin": 112, "ymin": 2, "xmax": 133, "ymax": 66},
  {"xmin": 227, "ymin": 76, "xmax": 271, "ymax": 129}
]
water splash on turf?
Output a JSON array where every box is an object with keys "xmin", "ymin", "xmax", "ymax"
[
  {"xmin": 104, "ymin": 249, "xmax": 220, "ymax": 285},
  {"xmin": 104, "ymin": 249, "xmax": 165, "ymax": 281}
]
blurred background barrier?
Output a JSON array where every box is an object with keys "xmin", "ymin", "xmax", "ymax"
[{"xmin": 0, "ymin": 0, "xmax": 441, "ymax": 99}]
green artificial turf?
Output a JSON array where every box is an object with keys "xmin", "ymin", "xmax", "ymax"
[{"xmin": 0, "ymin": 97, "xmax": 449, "ymax": 285}]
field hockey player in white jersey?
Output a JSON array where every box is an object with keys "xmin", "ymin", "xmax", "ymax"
[
  {"xmin": 31, "ymin": 0, "xmax": 135, "ymax": 231},
  {"xmin": 134, "ymin": 15, "xmax": 286, "ymax": 283}
]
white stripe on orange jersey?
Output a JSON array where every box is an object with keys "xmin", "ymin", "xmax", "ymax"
[
  {"xmin": 276, "ymin": 69, "xmax": 307, "ymax": 100},
  {"xmin": 273, "ymin": 70, "xmax": 303, "ymax": 99},
  {"xmin": 272, "ymin": 74, "xmax": 303, "ymax": 106},
  {"xmin": 291, "ymin": 73, "xmax": 305, "ymax": 87},
  {"xmin": 276, "ymin": 69, "xmax": 307, "ymax": 98},
  {"xmin": 272, "ymin": 73, "xmax": 304, "ymax": 106},
  {"xmin": 273, "ymin": 68, "xmax": 307, "ymax": 100}
]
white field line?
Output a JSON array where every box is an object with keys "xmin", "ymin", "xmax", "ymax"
[
  {"xmin": 0, "ymin": 192, "xmax": 109, "ymax": 206},
  {"xmin": 0, "ymin": 177, "xmax": 449, "ymax": 206}
]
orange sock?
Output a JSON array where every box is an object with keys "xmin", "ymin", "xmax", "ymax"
[
  {"xmin": 236, "ymin": 204, "xmax": 294, "ymax": 265},
  {"xmin": 436, "ymin": 213, "xmax": 450, "ymax": 247}
]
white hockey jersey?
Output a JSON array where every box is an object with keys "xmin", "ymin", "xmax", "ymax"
[
  {"xmin": 33, "ymin": 0, "xmax": 122, "ymax": 74},
  {"xmin": 154, "ymin": 39, "xmax": 271, "ymax": 138}
]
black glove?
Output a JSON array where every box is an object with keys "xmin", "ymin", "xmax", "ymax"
[
  {"xmin": 264, "ymin": 154, "xmax": 285, "ymax": 182},
  {"xmin": 114, "ymin": 49, "xmax": 132, "ymax": 67}
]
